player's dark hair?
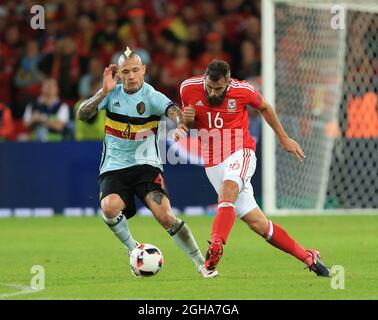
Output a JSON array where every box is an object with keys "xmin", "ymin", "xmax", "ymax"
[{"xmin": 205, "ymin": 60, "xmax": 231, "ymax": 81}]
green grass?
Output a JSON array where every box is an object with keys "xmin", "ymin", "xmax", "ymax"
[{"xmin": 0, "ymin": 215, "xmax": 377, "ymax": 300}]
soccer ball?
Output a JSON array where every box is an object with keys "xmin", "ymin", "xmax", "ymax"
[{"xmin": 129, "ymin": 243, "xmax": 164, "ymax": 277}]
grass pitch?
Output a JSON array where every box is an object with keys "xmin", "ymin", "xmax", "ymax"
[{"xmin": 0, "ymin": 214, "xmax": 377, "ymax": 300}]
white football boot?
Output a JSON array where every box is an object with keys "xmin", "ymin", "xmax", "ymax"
[{"xmin": 199, "ymin": 265, "xmax": 219, "ymax": 278}]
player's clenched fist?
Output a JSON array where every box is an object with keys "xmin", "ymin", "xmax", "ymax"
[{"xmin": 182, "ymin": 105, "xmax": 196, "ymax": 125}]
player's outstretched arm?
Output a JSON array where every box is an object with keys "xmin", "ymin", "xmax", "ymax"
[
  {"xmin": 76, "ymin": 88, "xmax": 106, "ymax": 121},
  {"xmin": 260, "ymin": 101, "xmax": 306, "ymax": 162},
  {"xmin": 77, "ymin": 64, "xmax": 119, "ymax": 121}
]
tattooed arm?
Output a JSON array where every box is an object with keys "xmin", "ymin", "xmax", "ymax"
[
  {"xmin": 77, "ymin": 64, "xmax": 119, "ymax": 121},
  {"xmin": 76, "ymin": 89, "xmax": 107, "ymax": 121}
]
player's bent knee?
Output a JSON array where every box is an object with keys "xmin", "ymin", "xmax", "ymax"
[
  {"xmin": 223, "ymin": 177, "xmax": 242, "ymax": 192},
  {"xmin": 101, "ymin": 194, "xmax": 125, "ymax": 218},
  {"xmin": 219, "ymin": 179, "xmax": 240, "ymax": 202}
]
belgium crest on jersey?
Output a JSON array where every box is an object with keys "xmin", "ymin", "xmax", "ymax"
[{"xmin": 136, "ymin": 102, "xmax": 146, "ymax": 115}]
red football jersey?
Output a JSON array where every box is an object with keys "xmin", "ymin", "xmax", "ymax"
[{"xmin": 180, "ymin": 76, "xmax": 264, "ymax": 167}]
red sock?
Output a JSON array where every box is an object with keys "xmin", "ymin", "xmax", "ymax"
[
  {"xmin": 263, "ymin": 220, "xmax": 312, "ymax": 265},
  {"xmin": 211, "ymin": 201, "xmax": 236, "ymax": 245}
]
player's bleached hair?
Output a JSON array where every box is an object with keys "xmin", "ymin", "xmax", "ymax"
[
  {"xmin": 117, "ymin": 46, "xmax": 143, "ymax": 66},
  {"xmin": 205, "ymin": 60, "xmax": 231, "ymax": 81}
]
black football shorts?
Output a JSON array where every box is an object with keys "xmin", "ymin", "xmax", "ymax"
[{"xmin": 98, "ymin": 165, "xmax": 169, "ymax": 219}]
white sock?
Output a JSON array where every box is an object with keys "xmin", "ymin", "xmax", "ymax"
[
  {"xmin": 103, "ymin": 212, "xmax": 138, "ymax": 251},
  {"xmin": 168, "ymin": 218, "xmax": 205, "ymax": 271}
]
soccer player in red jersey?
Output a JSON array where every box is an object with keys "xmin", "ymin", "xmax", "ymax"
[{"xmin": 174, "ymin": 60, "xmax": 330, "ymax": 277}]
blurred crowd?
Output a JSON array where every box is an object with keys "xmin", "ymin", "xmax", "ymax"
[{"xmin": 0, "ymin": 0, "xmax": 262, "ymax": 142}]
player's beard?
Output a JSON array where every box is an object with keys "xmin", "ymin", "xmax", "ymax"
[{"xmin": 206, "ymin": 89, "xmax": 227, "ymax": 106}]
